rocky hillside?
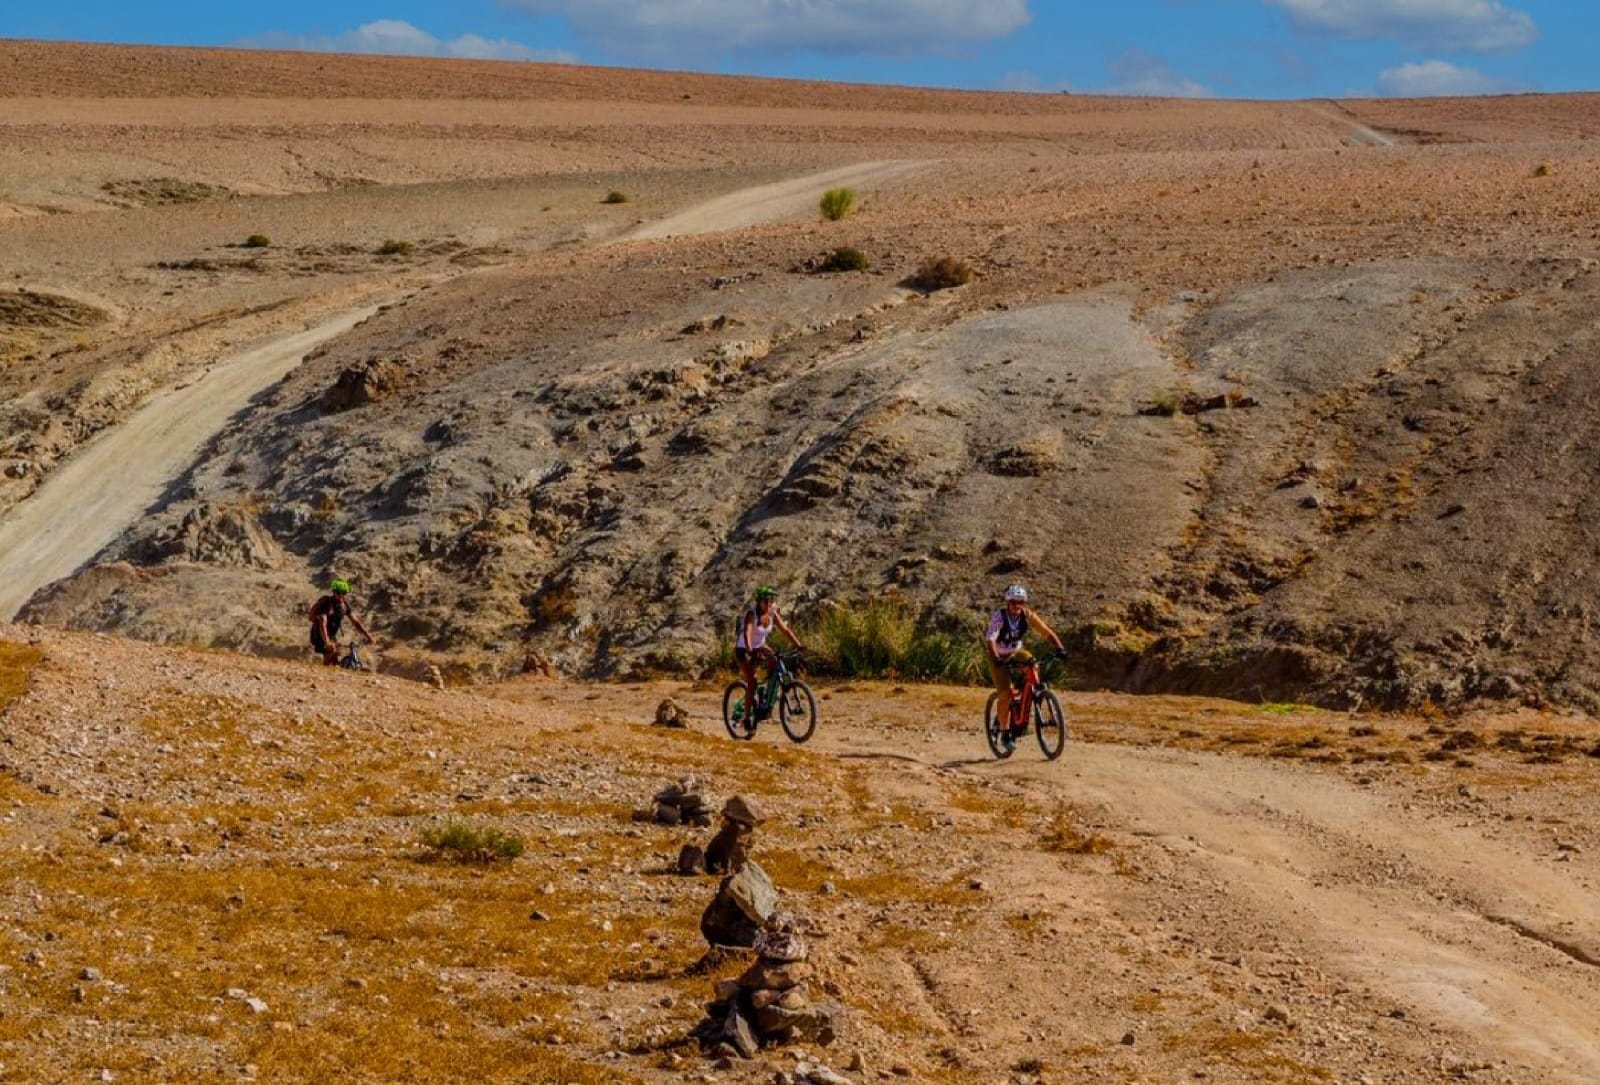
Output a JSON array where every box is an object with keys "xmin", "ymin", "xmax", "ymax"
[{"xmin": 8, "ymin": 46, "xmax": 1600, "ymax": 709}]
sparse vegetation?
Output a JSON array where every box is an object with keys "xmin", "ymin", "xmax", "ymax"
[
  {"xmin": 601, "ymin": 190, "xmax": 630, "ymax": 204},
  {"xmin": 376, "ymin": 238, "xmax": 413, "ymax": 256},
  {"xmin": 819, "ymin": 186, "xmax": 858, "ymax": 221},
  {"xmin": 906, "ymin": 255, "xmax": 974, "ymax": 292},
  {"xmin": 1533, "ymin": 161, "xmax": 1554, "ymax": 177},
  {"xmin": 1040, "ymin": 806, "xmax": 1114, "ymax": 855},
  {"xmin": 418, "ymin": 820, "xmax": 526, "ymax": 863},
  {"xmin": 798, "ymin": 597, "xmax": 981, "ymax": 682},
  {"xmin": 1146, "ymin": 391, "xmax": 1180, "ymax": 417},
  {"xmin": 242, "ymin": 234, "xmax": 271, "ymax": 248},
  {"xmin": 817, "ymin": 246, "xmax": 871, "ymax": 273}
]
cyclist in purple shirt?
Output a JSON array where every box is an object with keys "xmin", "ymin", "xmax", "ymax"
[{"xmin": 984, "ymin": 583, "xmax": 1066, "ymax": 733}]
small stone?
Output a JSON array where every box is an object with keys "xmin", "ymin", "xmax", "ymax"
[
  {"xmin": 530, "ymin": 910, "xmax": 551, "ymax": 922},
  {"xmin": 739, "ymin": 959, "xmax": 814, "ymax": 991},
  {"xmin": 1121, "ymin": 1031, "xmax": 1136, "ymax": 1046},
  {"xmin": 79, "ymin": 967, "xmax": 103, "ymax": 982},
  {"xmin": 1264, "ymin": 1004, "xmax": 1293, "ymax": 1027}
]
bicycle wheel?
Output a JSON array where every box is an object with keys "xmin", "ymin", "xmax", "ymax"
[
  {"xmin": 778, "ymin": 680, "xmax": 818, "ymax": 743},
  {"xmin": 722, "ymin": 681, "xmax": 757, "ymax": 740},
  {"xmin": 1034, "ymin": 690, "xmax": 1067, "ymax": 760},
  {"xmin": 983, "ymin": 692, "xmax": 1014, "ymax": 760}
]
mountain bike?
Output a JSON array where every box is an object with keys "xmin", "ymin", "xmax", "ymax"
[
  {"xmin": 723, "ymin": 650, "xmax": 817, "ymax": 743},
  {"xmin": 984, "ymin": 653, "xmax": 1067, "ymax": 760},
  {"xmin": 340, "ymin": 638, "xmax": 372, "ymax": 671}
]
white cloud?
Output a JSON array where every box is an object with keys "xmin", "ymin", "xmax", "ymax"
[
  {"xmin": 1266, "ymin": 0, "xmax": 1537, "ymax": 52},
  {"xmin": 1375, "ymin": 58, "xmax": 1511, "ymax": 95},
  {"xmin": 238, "ymin": 20, "xmax": 578, "ymax": 63},
  {"xmin": 502, "ymin": 0, "xmax": 1030, "ymax": 56},
  {"xmin": 1104, "ymin": 48, "xmax": 1212, "ymax": 97}
]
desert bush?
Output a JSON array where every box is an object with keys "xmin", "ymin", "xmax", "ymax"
[
  {"xmin": 601, "ymin": 190, "xmax": 630, "ymax": 204},
  {"xmin": 1145, "ymin": 391, "xmax": 1180, "ymax": 417},
  {"xmin": 1040, "ymin": 806, "xmax": 1114, "ymax": 855},
  {"xmin": 817, "ymin": 246, "xmax": 871, "ymax": 273},
  {"xmin": 1533, "ymin": 161, "xmax": 1554, "ymax": 177},
  {"xmin": 376, "ymin": 239, "xmax": 413, "ymax": 256},
  {"xmin": 907, "ymin": 256, "xmax": 974, "ymax": 292},
  {"xmin": 242, "ymin": 234, "xmax": 271, "ymax": 249},
  {"xmin": 799, "ymin": 598, "xmax": 982, "ymax": 682},
  {"xmin": 419, "ymin": 820, "xmax": 525, "ymax": 863},
  {"xmin": 819, "ymin": 187, "xmax": 859, "ymax": 221}
]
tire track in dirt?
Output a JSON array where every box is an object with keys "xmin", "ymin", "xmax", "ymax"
[{"xmin": 815, "ymin": 723, "xmax": 1600, "ymax": 1083}]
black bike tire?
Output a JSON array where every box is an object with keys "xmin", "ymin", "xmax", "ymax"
[
  {"xmin": 983, "ymin": 692, "xmax": 1015, "ymax": 760},
  {"xmin": 1035, "ymin": 690, "xmax": 1067, "ymax": 760},
  {"xmin": 722, "ymin": 681, "xmax": 757, "ymax": 741},
  {"xmin": 778, "ymin": 680, "xmax": 818, "ymax": 743}
]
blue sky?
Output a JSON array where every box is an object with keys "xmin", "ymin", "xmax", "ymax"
[{"xmin": 3, "ymin": 1, "xmax": 1594, "ymax": 99}]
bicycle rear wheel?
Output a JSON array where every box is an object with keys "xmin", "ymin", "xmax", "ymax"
[
  {"xmin": 778, "ymin": 680, "xmax": 818, "ymax": 743},
  {"xmin": 722, "ymin": 681, "xmax": 757, "ymax": 740},
  {"xmin": 1034, "ymin": 690, "xmax": 1067, "ymax": 760},
  {"xmin": 983, "ymin": 692, "xmax": 1014, "ymax": 760}
]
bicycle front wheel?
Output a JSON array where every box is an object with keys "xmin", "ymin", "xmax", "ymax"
[
  {"xmin": 778, "ymin": 680, "xmax": 818, "ymax": 743},
  {"xmin": 983, "ymin": 692, "xmax": 1014, "ymax": 760},
  {"xmin": 722, "ymin": 681, "xmax": 757, "ymax": 741},
  {"xmin": 1035, "ymin": 690, "xmax": 1067, "ymax": 760}
]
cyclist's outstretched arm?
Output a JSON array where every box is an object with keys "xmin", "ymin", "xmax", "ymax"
[
  {"xmin": 1025, "ymin": 609, "xmax": 1067, "ymax": 653},
  {"xmin": 772, "ymin": 607, "xmax": 806, "ymax": 652}
]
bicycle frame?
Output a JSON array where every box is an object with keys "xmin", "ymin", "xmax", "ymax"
[
  {"xmin": 1003, "ymin": 658, "xmax": 1041, "ymax": 728},
  {"xmin": 753, "ymin": 652, "xmax": 798, "ymax": 717}
]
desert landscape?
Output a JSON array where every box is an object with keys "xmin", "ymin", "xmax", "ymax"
[{"xmin": 3, "ymin": 37, "xmax": 1600, "ymax": 1084}]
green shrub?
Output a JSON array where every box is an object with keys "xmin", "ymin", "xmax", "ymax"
[
  {"xmin": 819, "ymin": 187, "xmax": 858, "ymax": 221},
  {"xmin": 1532, "ymin": 162, "xmax": 1554, "ymax": 177},
  {"xmin": 907, "ymin": 256, "xmax": 974, "ymax": 292},
  {"xmin": 376, "ymin": 239, "xmax": 413, "ymax": 256},
  {"xmin": 1146, "ymin": 392, "xmax": 1180, "ymax": 417},
  {"xmin": 242, "ymin": 234, "xmax": 271, "ymax": 249},
  {"xmin": 419, "ymin": 820, "xmax": 526, "ymax": 863},
  {"xmin": 602, "ymin": 190, "xmax": 630, "ymax": 204},
  {"xmin": 817, "ymin": 246, "xmax": 871, "ymax": 273},
  {"xmin": 798, "ymin": 597, "xmax": 982, "ymax": 683}
]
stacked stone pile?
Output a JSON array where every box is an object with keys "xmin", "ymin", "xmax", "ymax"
[
  {"xmin": 680, "ymin": 793, "xmax": 765, "ymax": 875},
  {"xmin": 653, "ymin": 698, "xmax": 689, "ymax": 728},
  {"xmin": 695, "ymin": 912, "xmax": 840, "ymax": 1059},
  {"xmin": 636, "ymin": 775, "xmax": 713, "ymax": 827}
]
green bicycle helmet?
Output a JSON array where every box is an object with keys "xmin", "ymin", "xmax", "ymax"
[
  {"xmin": 754, "ymin": 585, "xmax": 778, "ymax": 600},
  {"xmin": 330, "ymin": 579, "xmax": 352, "ymax": 595}
]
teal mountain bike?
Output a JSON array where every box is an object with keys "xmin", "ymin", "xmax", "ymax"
[{"xmin": 723, "ymin": 650, "xmax": 817, "ymax": 743}]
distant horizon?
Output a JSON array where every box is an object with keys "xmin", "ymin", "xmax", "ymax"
[
  {"xmin": 3, "ymin": 34, "xmax": 1591, "ymax": 105},
  {"xmin": 2, "ymin": 1, "xmax": 1595, "ymax": 101}
]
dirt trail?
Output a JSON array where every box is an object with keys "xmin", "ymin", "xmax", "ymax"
[
  {"xmin": 1308, "ymin": 101, "xmax": 1400, "ymax": 147},
  {"xmin": 812, "ymin": 719, "xmax": 1600, "ymax": 1083},
  {"xmin": 623, "ymin": 160, "xmax": 926, "ymax": 240},
  {"xmin": 0, "ymin": 307, "xmax": 380, "ymax": 619}
]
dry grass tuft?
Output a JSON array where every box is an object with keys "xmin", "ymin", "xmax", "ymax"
[{"xmin": 1041, "ymin": 805, "xmax": 1114, "ymax": 855}]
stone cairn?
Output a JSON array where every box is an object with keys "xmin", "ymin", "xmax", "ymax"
[
  {"xmin": 654, "ymin": 698, "xmax": 690, "ymax": 728},
  {"xmin": 695, "ymin": 910, "xmax": 840, "ymax": 1059},
  {"xmin": 636, "ymin": 776, "xmax": 714, "ymax": 828},
  {"xmin": 679, "ymin": 794, "xmax": 764, "ymax": 876}
]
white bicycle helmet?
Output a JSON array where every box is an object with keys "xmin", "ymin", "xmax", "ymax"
[{"xmin": 1004, "ymin": 584, "xmax": 1028, "ymax": 602}]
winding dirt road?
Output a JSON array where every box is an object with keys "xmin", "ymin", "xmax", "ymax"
[
  {"xmin": 811, "ymin": 712, "xmax": 1600, "ymax": 1084},
  {"xmin": 624, "ymin": 160, "xmax": 925, "ymax": 241},
  {"xmin": 0, "ymin": 307, "xmax": 380, "ymax": 619}
]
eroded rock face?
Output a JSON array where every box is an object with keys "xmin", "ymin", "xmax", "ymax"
[
  {"xmin": 322, "ymin": 357, "xmax": 407, "ymax": 412},
  {"xmin": 135, "ymin": 503, "xmax": 283, "ymax": 569}
]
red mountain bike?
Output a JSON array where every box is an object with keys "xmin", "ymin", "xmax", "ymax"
[{"xmin": 984, "ymin": 654, "xmax": 1068, "ymax": 760}]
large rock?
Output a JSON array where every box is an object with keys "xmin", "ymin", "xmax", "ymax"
[{"xmin": 699, "ymin": 860, "xmax": 777, "ymax": 948}]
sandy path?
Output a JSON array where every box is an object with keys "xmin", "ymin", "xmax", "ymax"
[
  {"xmin": 0, "ymin": 307, "xmax": 379, "ymax": 619},
  {"xmin": 623, "ymin": 160, "xmax": 926, "ymax": 240},
  {"xmin": 1308, "ymin": 101, "xmax": 1399, "ymax": 147},
  {"xmin": 815, "ymin": 721, "xmax": 1600, "ymax": 1083}
]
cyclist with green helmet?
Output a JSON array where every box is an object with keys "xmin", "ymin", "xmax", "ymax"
[
  {"xmin": 735, "ymin": 586, "xmax": 805, "ymax": 721},
  {"xmin": 310, "ymin": 579, "xmax": 374, "ymax": 666}
]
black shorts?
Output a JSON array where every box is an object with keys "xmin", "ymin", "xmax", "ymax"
[{"xmin": 311, "ymin": 628, "xmax": 331, "ymax": 654}]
